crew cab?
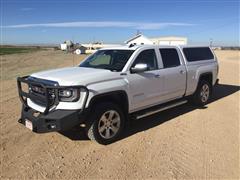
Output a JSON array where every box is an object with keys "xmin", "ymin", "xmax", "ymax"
[{"xmin": 17, "ymin": 45, "xmax": 219, "ymax": 144}]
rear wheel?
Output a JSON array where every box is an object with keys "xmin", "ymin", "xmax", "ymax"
[
  {"xmin": 86, "ymin": 102, "xmax": 125, "ymax": 144},
  {"xmin": 192, "ymin": 80, "xmax": 212, "ymax": 106}
]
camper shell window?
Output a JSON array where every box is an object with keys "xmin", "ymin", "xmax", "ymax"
[{"xmin": 183, "ymin": 47, "xmax": 214, "ymax": 62}]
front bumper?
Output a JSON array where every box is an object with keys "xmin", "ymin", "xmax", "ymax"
[
  {"xmin": 19, "ymin": 105, "xmax": 88, "ymax": 133},
  {"xmin": 17, "ymin": 76, "xmax": 89, "ymax": 133}
]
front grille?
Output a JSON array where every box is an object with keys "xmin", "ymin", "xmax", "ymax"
[
  {"xmin": 30, "ymin": 86, "xmax": 56, "ymax": 106},
  {"xmin": 28, "ymin": 77, "xmax": 58, "ymax": 107},
  {"xmin": 18, "ymin": 75, "xmax": 89, "ymax": 114}
]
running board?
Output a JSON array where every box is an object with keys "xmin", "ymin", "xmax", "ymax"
[{"xmin": 135, "ymin": 100, "xmax": 188, "ymax": 119}]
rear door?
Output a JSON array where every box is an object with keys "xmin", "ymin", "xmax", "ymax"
[{"xmin": 158, "ymin": 48, "xmax": 187, "ymax": 100}]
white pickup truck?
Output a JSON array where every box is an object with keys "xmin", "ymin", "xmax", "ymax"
[{"xmin": 17, "ymin": 45, "xmax": 219, "ymax": 144}]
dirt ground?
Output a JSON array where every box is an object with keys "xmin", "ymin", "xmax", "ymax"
[{"xmin": 0, "ymin": 49, "xmax": 239, "ymax": 179}]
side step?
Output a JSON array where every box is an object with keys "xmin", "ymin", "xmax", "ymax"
[{"xmin": 135, "ymin": 99, "xmax": 188, "ymax": 120}]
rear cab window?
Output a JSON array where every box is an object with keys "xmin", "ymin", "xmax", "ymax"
[
  {"xmin": 159, "ymin": 48, "xmax": 181, "ymax": 68},
  {"xmin": 183, "ymin": 47, "xmax": 214, "ymax": 62}
]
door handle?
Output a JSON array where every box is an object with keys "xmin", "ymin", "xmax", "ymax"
[
  {"xmin": 154, "ymin": 74, "xmax": 161, "ymax": 78},
  {"xmin": 180, "ymin": 70, "xmax": 185, "ymax": 74}
]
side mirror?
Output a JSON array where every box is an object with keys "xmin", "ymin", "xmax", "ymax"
[{"xmin": 130, "ymin": 63, "xmax": 148, "ymax": 73}]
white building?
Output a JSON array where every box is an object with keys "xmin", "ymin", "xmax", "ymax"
[
  {"xmin": 150, "ymin": 36, "xmax": 187, "ymax": 45},
  {"xmin": 81, "ymin": 43, "xmax": 122, "ymax": 54},
  {"xmin": 60, "ymin": 40, "xmax": 73, "ymax": 51},
  {"xmin": 60, "ymin": 43, "xmax": 67, "ymax": 50},
  {"xmin": 125, "ymin": 34, "xmax": 153, "ymax": 45},
  {"xmin": 125, "ymin": 34, "xmax": 187, "ymax": 46}
]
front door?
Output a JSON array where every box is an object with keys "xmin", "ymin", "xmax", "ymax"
[{"xmin": 126, "ymin": 49, "xmax": 164, "ymax": 112}]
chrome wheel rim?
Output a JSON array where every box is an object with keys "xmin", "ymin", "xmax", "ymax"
[
  {"xmin": 98, "ymin": 110, "xmax": 121, "ymax": 139},
  {"xmin": 200, "ymin": 84, "xmax": 210, "ymax": 103}
]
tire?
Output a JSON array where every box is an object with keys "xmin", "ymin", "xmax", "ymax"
[
  {"xmin": 85, "ymin": 102, "xmax": 125, "ymax": 145},
  {"xmin": 192, "ymin": 80, "xmax": 212, "ymax": 106},
  {"xmin": 75, "ymin": 49, "xmax": 81, "ymax": 55}
]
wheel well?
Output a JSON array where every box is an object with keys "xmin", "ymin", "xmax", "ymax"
[
  {"xmin": 199, "ymin": 73, "xmax": 213, "ymax": 86},
  {"xmin": 88, "ymin": 91, "xmax": 129, "ymax": 115}
]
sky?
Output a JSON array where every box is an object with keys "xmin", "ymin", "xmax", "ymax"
[{"xmin": 1, "ymin": 0, "xmax": 239, "ymax": 46}]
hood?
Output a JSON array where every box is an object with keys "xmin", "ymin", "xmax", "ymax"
[{"xmin": 31, "ymin": 67, "xmax": 120, "ymax": 86}]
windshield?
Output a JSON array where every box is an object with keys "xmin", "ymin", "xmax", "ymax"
[{"xmin": 79, "ymin": 50, "xmax": 134, "ymax": 71}]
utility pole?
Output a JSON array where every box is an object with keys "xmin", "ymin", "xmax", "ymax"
[
  {"xmin": 210, "ymin": 38, "xmax": 213, "ymax": 47},
  {"xmin": 136, "ymin": 30, "xmax": 141, "ymax": 35}
]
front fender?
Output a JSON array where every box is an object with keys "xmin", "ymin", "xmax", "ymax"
[{"xmin": 85, "ymin": 78, "xmax": 129, "ymax": 108}]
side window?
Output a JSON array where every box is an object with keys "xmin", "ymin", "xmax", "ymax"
[
  {"xmin": 132, "ymin": 49, "xmax": 158, "ymax": 71},
  {"xmin": 183, "ymin": 47, "xmax": 214, "ymax": 62},
  {"xmin": 159, "ymin": 48, "xmax": 180, "ymax": 68}
]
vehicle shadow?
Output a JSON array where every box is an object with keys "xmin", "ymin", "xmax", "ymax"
[{"xmin": 59, "ymin": 83, "xmax": 240, "ymax": 142}]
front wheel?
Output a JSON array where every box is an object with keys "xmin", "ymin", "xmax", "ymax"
[
  {"xmin": 192, "ymin": 80, "xmax": 212, "ymax": 106},
  {"xmin": 86, "ymin": 102, "xmax": 125, "ymax": 144}
]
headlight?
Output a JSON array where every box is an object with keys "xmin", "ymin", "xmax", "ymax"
[{"xmin": 58, "ymin": 88, "xmax": 79, "ymax": 102}]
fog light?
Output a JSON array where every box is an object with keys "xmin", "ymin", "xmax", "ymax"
[
  {"xmin": 50, "ymin": 124, "xmax": 56, "ymax": 129},
  {"xmin": 48, "ymin": 124, "xmax": 57, "ymax": 129}
]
